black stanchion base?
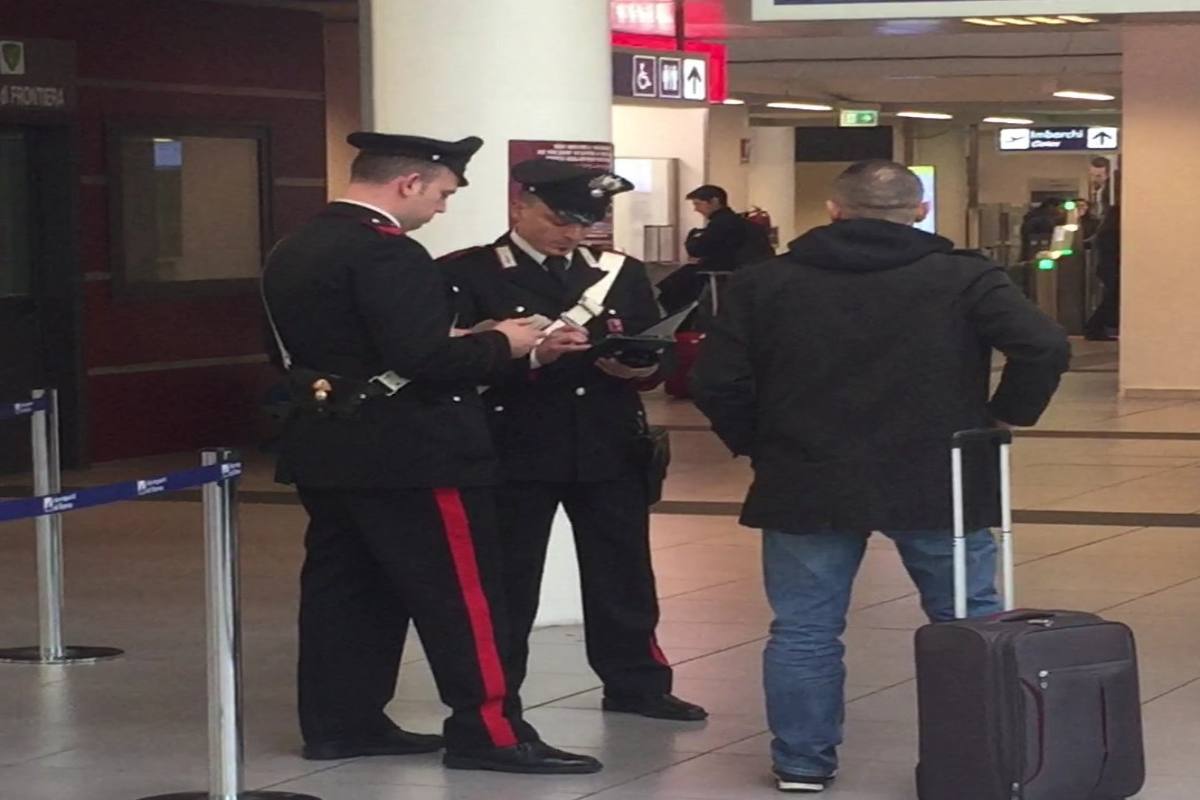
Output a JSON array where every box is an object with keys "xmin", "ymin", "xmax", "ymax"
[
  {"xmin": 138, "ymin": 793, "xmax": 322, "ymax": 800},
  {"xmin": 0, "ymin": 645, "xmax": 124, "ymax": 665}
]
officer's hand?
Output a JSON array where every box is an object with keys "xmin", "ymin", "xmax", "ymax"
[
  {"xmin": 596, "ymin": 357, "xmax": 657, "ymax": 380},
  {"xmin": 494, "ymin": 317, "xmax": 543, "ymax": 358},
  {"xmin": 535, "ymin": 329, "xmax": 591, "ymax": 365}
]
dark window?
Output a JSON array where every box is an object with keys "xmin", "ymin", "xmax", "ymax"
[
  {"xmin": 109, "ymin": 123, "xmax": 270, "ymax": 294},
  {"xmin": 0, "ymin": 129, "xmax": 31, "ymax": 297},
  {"xmin": 795, "ymin": 126, "xmax": 894, "ymax": 163}
]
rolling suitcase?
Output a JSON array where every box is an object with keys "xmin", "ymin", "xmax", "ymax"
[
  {"xmin": 665, "ymin": 331, "xmax": 704, "ymax": 399},
  {"xmin": 915, "ymin": 429, "xmax": 1145, "ymax": 800}
]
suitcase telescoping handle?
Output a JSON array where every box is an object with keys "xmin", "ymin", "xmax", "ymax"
[{"xmin": 951, "ymin": 428, "xmax": 1015, "ymax": 619}]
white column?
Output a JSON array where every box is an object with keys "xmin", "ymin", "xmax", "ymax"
[
  {"xmin": 362, "ymin": 0, "xmax": 613, "ymax": 257},
  {"xmin": 1121, "ymin": 25, "xmax": 1200, "ymax": 396},
  {"xmin": 749, "ymin": 126, "xmax": 797, "ymax": 247},
  {"xmin": 362, "ymin": 0, "xmax": 616, "ymax": 626}
]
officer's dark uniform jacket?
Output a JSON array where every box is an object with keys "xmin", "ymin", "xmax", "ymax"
[
  {"xmin": 441, "ymin": 234, "xmax": 661, "ymax": 483},
  {"xmin": 263, "ymin": 202, "xmax": 513, "ymax": 489}
]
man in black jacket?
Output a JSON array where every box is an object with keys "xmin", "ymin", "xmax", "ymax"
[
  {"xmin": 658, "ymin": 185, "xmax": 770, "ymax": 314},
  {"xmin": 442, "ymin": 159, "xmax": 707, "ymax": 724},
  {"xmin": 263, "ymin": 133, "xmax": 600, "ymax": 775},
  {"xmin": 692, "ymin": 161, "xmax": 1069, "ymax": 793}
]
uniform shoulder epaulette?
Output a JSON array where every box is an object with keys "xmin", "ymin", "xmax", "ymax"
[
  {"xmin": 438, "ymin": 245, "xmax": 488, "ymax": 263},
  {"xmin": 360, "ymin": 219, "xmax": 406, "ymax": 238}
]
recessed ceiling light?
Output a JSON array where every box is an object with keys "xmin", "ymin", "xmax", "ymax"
[
  {"xmin": 1054, "ymin": 90, "xmax": 1116, "ymax": 101},
  {"xmin": 767, "ymin": 102, "xmax": 835, "ymax": 111},
  {"xmin": 983, "ymin": 116, "xmax": 1034, "ymax": 125},
  {"xmin": 994, "ymin": 17, "xmax": 1038, "ymax": 26},
  {"xmin": 897, "ymin": 111, "xmax": 954, "ymax": 120},
  {"xmin": 722, "ymin": 98, "xmax": 746, "ymax": 105},
  {"xmin": 1026, "ymin": 16, "xmax": 1068, "ymax": 25},
  {"xmin": 1058, "ymin": 15, "xmax": 1099, "ymax": 23},
  {"xmin": 963, "ymin": 17, "xmax": 1006, "ymax": 26}
]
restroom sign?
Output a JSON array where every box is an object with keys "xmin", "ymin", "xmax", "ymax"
[{"xmin": 613, "ymin": 49, "xmax": 711, "ymax": 103}]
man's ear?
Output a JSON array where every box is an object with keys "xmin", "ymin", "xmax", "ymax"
[{"xmin": 826, "ymin": 200, "xmax": 844, "ymax": 222}]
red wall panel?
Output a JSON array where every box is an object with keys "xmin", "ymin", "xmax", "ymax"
[{"xmin": 3, "ymin": 0, "xmax": 329, "ymax": 462}]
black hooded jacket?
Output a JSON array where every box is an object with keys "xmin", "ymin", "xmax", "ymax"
[{"xmin": 691, "ymin": 219, "xmax": 1070, "ymax": 533}]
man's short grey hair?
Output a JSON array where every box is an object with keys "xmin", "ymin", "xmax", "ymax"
[{"xmin": 831, "ymin": 160, "xmax": 925, "ymax": 224}]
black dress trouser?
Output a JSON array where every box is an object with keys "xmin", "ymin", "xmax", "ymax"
[
  {"xmin": 493, "ymin": 475, "xmax": 673, "ymax": 700},
  {"xmin": 296, "ymin": 486, "xmax": 537, "ymax": 752}
]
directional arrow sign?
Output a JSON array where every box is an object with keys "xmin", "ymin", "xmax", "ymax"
[
  {"xmin": 1087, "ymin": 127, "xmax": 1119, "ymax": 150},
  {"xmin": 682, "ymin": 57, "xmax": 707, "ymax": 101}
]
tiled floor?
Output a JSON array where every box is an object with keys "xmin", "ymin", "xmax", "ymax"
[{"xmin": 2, "ymin": 341, "xmax": 1199, "ymax": 798}]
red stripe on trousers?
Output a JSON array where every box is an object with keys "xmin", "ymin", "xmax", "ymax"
[
  {"xmin": 650, "ymin": 634, "xmax": 670, "ymax": 667},
  {"xmin": 433, "ymin": 488, "xmax": 519, "ymax": 749}
]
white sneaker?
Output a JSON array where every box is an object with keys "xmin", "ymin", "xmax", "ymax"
[{"xmin": 775, "ymin": 769, "xmax": 837, "ymax": 793}]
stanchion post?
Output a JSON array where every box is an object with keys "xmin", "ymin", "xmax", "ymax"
[
  {"xmin": 32, "ymin": 388, "xmax": 66, "ymax": 662},
  {"xmin": 0, "ymin": 390, "xmax": 124, "ymax": 665},
  {"xmin": 137, "ymin": 449, "xmax": 319, "ymax": 800},
  {"xmin": 204, "ymin": 448, "xmax": 244, "ymax": 800}
]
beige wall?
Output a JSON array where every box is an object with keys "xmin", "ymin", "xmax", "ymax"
[
  {"xmin": 748, "ymin": 126, "xmax": 796, "ymax": 248},
  {"xmin": 324, "ymin": 21, "xmax": 360, "ymax": 199},
  {"xmin": 979, "ymin": 147, "xmax": 1091, "ymax": 208},
  {"xmin": 706, "ymin": 105, "xmax": 751, "ymax": 211},
  {"xmin": 794, "ymin": 162, "xmax": 846, "ymax": 239},
  {"xmin": 613, "ymin": 103, "xmax": 709, "ymax": 254},
  {"xmin": 1121, "ymin": 25, "xmax": 1200, "ymax": 394}
]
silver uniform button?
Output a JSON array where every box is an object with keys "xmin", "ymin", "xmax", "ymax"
[
  {"xmin": 494, "ymin": 405, "xmax": 504, "ymax": 412},
  {"xmin": 515, "ymin": 306, "xmax": 526, "ymax": 313},
  {"xmin": 575, "ymin": 387, "xmax": 587, "ymax": 397},
  {"xmin": 452, "ymin": 396, "xmax": 462, "ymax": 402},
  {"xmin": 452, "ymin": 285, "xmax": 460, "ymax": 293}
]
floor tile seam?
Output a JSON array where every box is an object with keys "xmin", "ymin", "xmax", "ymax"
[
  {"xmin": 657, "ymin": 577, "xmax": 749, "ymax": 601},
  {"xmin": 522, "ymin": 632, "xmax": 778, "ymax": 715},
  {"xmin": 252, "ymin": 761, "xmax": 364, "ymax": 792},
  {"xmin": 1096, "ymin": 398, "xmax": 1200, "ymax": 423},
  {"xmin": 1031, "ymin": 459, "xmax": 1200, "ymax": 509},
  {"xmin": 843, "ymin": 676, "xmax": 917, "ymax": 706},
  {"xmin": 1095, "ymin": 575, "xmax": 1200, "ymax": 616},
  {"xmin": 1142, "ymin": 675, "xmax": 1200, "ymax": 706},
  {"xmin": 1003, "ymin": 525, "xmax": 1147, "ymax": 568}
]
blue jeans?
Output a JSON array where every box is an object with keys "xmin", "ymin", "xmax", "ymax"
[{"xmin": 762, "ymin": 528, "xmax": 1002, "ymax": 777}]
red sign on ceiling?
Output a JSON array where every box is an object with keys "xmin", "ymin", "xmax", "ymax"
[{"xmin": 611, "ymin": 1, "xmax": 677, "ymax": 37}]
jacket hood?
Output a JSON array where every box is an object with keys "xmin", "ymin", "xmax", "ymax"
[{"xmin": 788, "ymin": 218, "xmax": 955, "ymax": 273}]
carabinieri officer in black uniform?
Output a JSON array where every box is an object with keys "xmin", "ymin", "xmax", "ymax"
[
  {"xmin": 442, "ymin": 159, "xmax": 707, "ymax": 723},
  {"xmin": 262, "ymin": 133, "xmax": 600, "ymax": 775}
]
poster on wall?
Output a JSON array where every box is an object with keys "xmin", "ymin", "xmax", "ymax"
[
  {"xmin": 0, "ymin": 37, "xmax": 77, "ymax": 117},
  {"xmin": 753, "ymin": 0, "xmax": 1200, "ymax": 21},
  {"xmin": 508, "ymin": 140, "xmax": 617, "ymax": 248}
]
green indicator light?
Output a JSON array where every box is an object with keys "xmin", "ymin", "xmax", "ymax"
[
  {"xmin": 1060, "ymin": 248, "xmax": 1074, "ymax": 256},
  {"xmin": 1038, "ymin": 259, "xmax": 1056, "ymax": 271},
  {"xmin": 1064, "ymin": 201, "xmax": 1077, "ymax": 211}
]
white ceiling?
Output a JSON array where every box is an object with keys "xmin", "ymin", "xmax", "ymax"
[{"xmin": 686, "ymin": 0, "xmax": 1200, "ymax": 119}]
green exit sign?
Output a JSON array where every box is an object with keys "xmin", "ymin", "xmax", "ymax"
[{"xmin": 840, "ymin": 109, "xmax": 879, "ymax": 128}]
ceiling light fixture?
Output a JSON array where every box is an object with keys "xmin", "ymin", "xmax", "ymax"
[
  {"xmin": 962, "ymin": 17, "xmax": 1006, "ymax": 26},
  {"xmin": 983, "ymin": 116, "xmax": 1034, "ymax": 125},
  {"xmin": 767, "ymin": 102, "xmax": 835, "ymax": 111},
  {"xmin": 1054, "ymin": 90, "xmax": 1116, "ymax": 101},
  {"xmin": 993, "ymin": 17, "xmax": 1038, "ymax": 26},
  {"xmin": 1058, "ymin": 15, "xmax": 1099, "ymax": 23},
  {"xmin": 897, "ymin": 111, "xmax": 954, "ymax": 120},
  {"xmin": 1026, "ymin": 16, "xmax": 1068, "ymax": 25},
  {"xmin": 722, "ymin": 98, "xmax": 746, "ymax": 105}
]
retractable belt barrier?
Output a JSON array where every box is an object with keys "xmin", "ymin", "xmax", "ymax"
[
  {"xmin": 0, "ymin": 440, "xmax": 318, "ymax": 800},
  {"xmin": 0, "ymin": 396, "xmax": 48, "ymax": 421}
]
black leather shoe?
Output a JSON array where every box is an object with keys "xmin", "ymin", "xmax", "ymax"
[
  {"xmin": 602, "ymin": 693, "xmax": 709, "ymax": 721},
  {"xmin": 302, "ymin": 728, "xmax": 444, "ymax": 760},
  {"xmin": 443, "ymin": 740, "xmax": 603, "ymax": 774}
]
